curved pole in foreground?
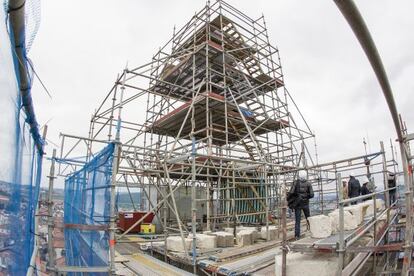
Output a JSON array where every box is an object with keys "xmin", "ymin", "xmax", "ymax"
[{"xmin": 333, "ymin": 0, "xmax": 413, "ymax": 274}]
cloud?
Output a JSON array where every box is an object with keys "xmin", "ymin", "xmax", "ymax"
[{"xmin": 29, "ymin": 0, "xmax": 414, "ymax": 186}]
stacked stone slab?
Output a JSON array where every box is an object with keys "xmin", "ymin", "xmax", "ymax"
[
  {"xmin": 260, "ymin": 225, "xmax": 278, "ymax": 240},
  {"xmin": 344, "ymin": 204, "xmax": 364, "ymax": 224},
  {"xmin": 224, "ymin": 226, "xmax": 244, "ymax": 234},
  {"xmin": 225, "ymin": 226, "xmax": 259, "ymax": 243},
  {"xmin": 302, "ymin": 199, "xmax": 381, "ymax": 240},
  {"xmin": 308, "ymin": 215, "xmax": 332, "ymax": 238},
  {"xmin": 359, "ymin": 202, "xmax": 371, "ymax": 217},
  {"xmin": 366, "ymin": 199, "xmax": 385, "ymax": 217},
  {"xmin": 166, "ymin": 236, "xmax": 192, "ymax": 252},
  {"xmin": 188, "ymin": 233, "xmax": 217, "ymax": 249},
  {"xmin": 329, "ymin": 209, "xmax": 358, "ymax": 232},
  {"xmin": 207, "ymin": 231, "xmax": 234, "ymax": 247},
  {"xmin": 236, "ymin": 230, "xmax": 254, "ymax": 246},
  {"xmin": 242, "ymin": 227, "xmax": 260, "ymax": 242}
]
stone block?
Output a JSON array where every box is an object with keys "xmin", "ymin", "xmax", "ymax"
[
  {"xmin": 236, "ymin": 230, "xmax": 253, "ymax": 246},
  {"xmin": 242, "ymin": 227, "xmax": 260, "ymax": 242},
  {"xmin": 329, "ymin": 209, "xmax": 358, "ymax": 232},
  {"xmin": 166, "ymin": 236, "xmax": 192, "ymax": 252},
  {"xmin": 224, "ymin": 227, "xmax": 241, "ymax": 234},
  {"xmin": 188, "ymin": 233, "xmax": 217, "ymax": 249},
  {"xmin": 209, "ymin": 231, "xmax": 234, "ymax": 247},
  {"xmin": 260, "ymin": 225, "xmax": 278, "ymax": 240},
  {"xmin": 225, "ymin": 226, "xmax": 259, "ymax": 241},
  {"xmin": 308, "ymin": 215, "xmax": 332, "ymax": 238},
  {"xmin": 344, "ymin": 204, "xmax": 364, "ymax": 224},
  {"xmin": 363, "ymin": 199, "xmax": 385, "ymax": 217}
]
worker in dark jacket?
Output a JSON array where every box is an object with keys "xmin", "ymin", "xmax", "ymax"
[
  {"xmin": 348, "ymin": 173, "xmax": 361, "ymax": 205},
  {"xmin": 388, "ymin": 172, "xmax": 397, "ymax": 205},
  {"xmin": 360, "ymin": 177, "xmax": 370, "ymax": 201},
  {"xmin": 287, "ymin": 170, "xmax": 314, "ymax": 239}
]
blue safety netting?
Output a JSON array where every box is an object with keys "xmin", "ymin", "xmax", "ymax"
[
  {"xmin": 0, "ymin": 0, "xmax": 43, "ymax": 274},
  {"xmin": 3, "ymin": 0, "xmax": 41, "ymax": 53},
  {"xmin": 64, "ymin": 143, "xmax": 114, "ymax": 271}
]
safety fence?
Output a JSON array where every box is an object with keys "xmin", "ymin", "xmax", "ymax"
[
  {"xmin": 0, "ymin": 0, "xmax": 43, "ymax": 274},
  {"xmin": 63, "ymin": 143, "xmax": 114, "ymax": 270}
]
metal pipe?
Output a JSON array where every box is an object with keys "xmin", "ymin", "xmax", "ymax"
[
  {"xmin": 27, "ymin": 126, "xmax": 48, "ymax": 276},
  {"xmin": 372, "ymin": 193, "xmax": 378, "ymax": 273},
  {"xmin": 337, "ymin": 173, "xmax": 345, "ymax": 275},
  {"xmin": 332, "ymin": 1, "xmax": 413, "ymax": 273},
  {"xmin": 341, "ymin": 187, "xmax": 394, "ymax": 205},
  {"xmin": 281, "ymin": 177, "xmax": 287, "ymax": 276},
  {"xmin": 8, "ymin": 0, "xmax": 44, "ymax": 154},
  {"xmin": 47, "ymin": 149, "xmax": 57, "ymax": 273},
  {"xmin": 191, "ymin": 136, "xmax": 197, "ymax": 274},
  {"xmin": 108, "ymin": 68, "xmax": 126, "ymax": 274}
]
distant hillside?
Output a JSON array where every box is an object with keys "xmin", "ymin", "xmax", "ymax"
[
  {"xmin": 45, "ymin": 187, "xmax": 141, "ymax": 209},
  {"xmin": 117, "ymin": 192, "xmax": 141, "ymax": 210}
]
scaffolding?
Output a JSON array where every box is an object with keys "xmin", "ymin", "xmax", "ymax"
[
  {"xmin": 286, "ymin": 142, "xmax": 401, "ymax": 275},
  {"xmin": 53, "ymin": 1, "xmax": 413, "ymax": 275}
]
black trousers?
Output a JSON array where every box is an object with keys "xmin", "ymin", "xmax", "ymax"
[
  {"xmin": 294, "ymin": 205, "xmax": 310, "ymax": 238},
  {"xmin": 389, "ymin": 191, "xmax": 396, "ymax": 205}
]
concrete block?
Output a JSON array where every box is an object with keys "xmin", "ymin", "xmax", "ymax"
[
  {"xmin": 328, "ymin": 209, "xmax": 358, "ymax": 232},
  {"xmin": 275, "ymin": 252, "xmax": 338, "ymax": 276},
  {"xmin": 209, "ymin": 231, "xmax": 234, "ymax": 247},
  {"xmin": 166, "ymin": 236, "xmax": 192, "ymax": 252},
  {"xmin": 344, "ymin": 204, "xmax": 364, "ymax": 224},
  {"xmin": 236, "ymin": 230, "xmax": 253, "ymax": 246},
  {"xmin": 308, "ymin": 215, "xmax": 332, "ymax": 238},
  {"xmin": 260, "ymin": 226, "xmax": 278, "ymax": 240}
]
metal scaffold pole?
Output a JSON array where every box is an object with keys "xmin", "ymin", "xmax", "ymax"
[
  {"xmin": 47, "ymin": 149, "xmax": 57, "ymax": 274},
  {"xmin": 57, "ymin": 1, "xmax": 327, "ymax": 273},
  {"xmin": 337, "ymin": 173, "xmax": 344, "ymax": 276},
  {"xmin": 281, "ymin": 176, "xmax": 287, "ymax": 276},
  {"xmin": 191, "ymin": 136, "xmax": 197, "ymax": 274},
  {"xmin": 110, "ymin": 141, "xmax": 120, "ymax": 274},
  {"xmin": 109, "ymin": 68, "xmax": 126, "ymax": 274}
]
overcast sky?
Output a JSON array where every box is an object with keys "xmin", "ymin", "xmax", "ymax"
[{"xmin": 29, "ymin": 0, "xmax": 414, "ymax": 185}]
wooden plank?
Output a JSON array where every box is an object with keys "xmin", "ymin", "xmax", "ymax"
[
  {"xmin": 56, "ymin": 266, "xmax": 109, "ymax": 273},
  {"xmin": 64, "ymin": 223, "xmax": 108, "ymax": 231},
  {"xmin": 210, "ymin": 240, "xmax": 281, "ymax": 262}
]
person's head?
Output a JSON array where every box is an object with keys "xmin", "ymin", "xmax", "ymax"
[
  {"xmin": 362, "ymin": 176, "xmax": 369, "ymax": 185},
  {"xmin": 388, "ymin": 172, "xmax": 395, "ymax": 180},
  {"xmin": 349, "ymin": 172, "xmax": 355, "ymax": 179},
  {"xmin": 298, "ymin": 170, "xmax": 307, "ymax": 180},
  {"xmin": 342, "ymin": 180, "xmax": 347, "ymax": 186}
]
